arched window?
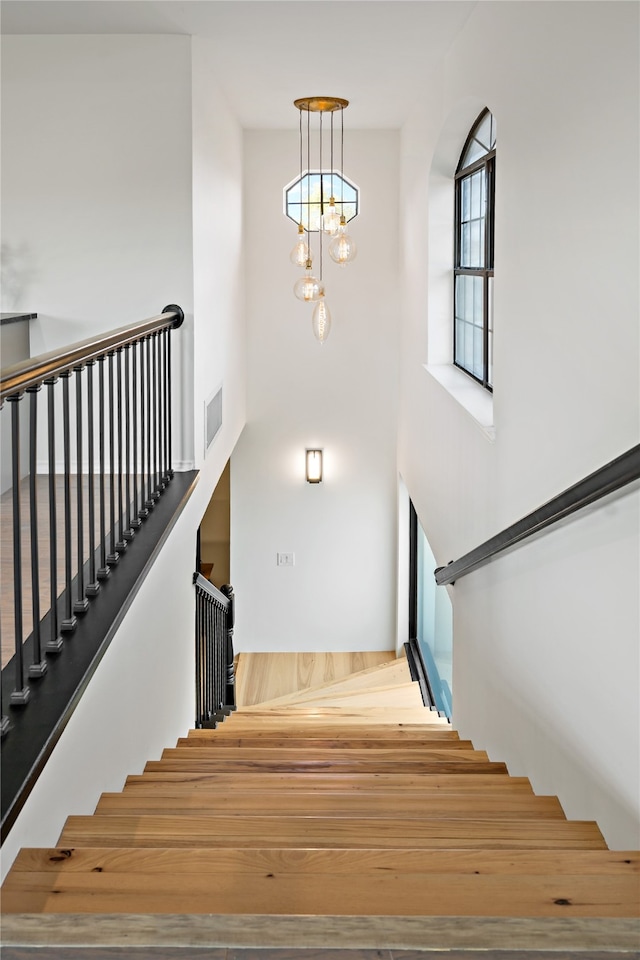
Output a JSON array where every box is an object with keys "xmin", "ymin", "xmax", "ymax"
[{"xmin": 454, "ymin": 109, "xmax": 496, "ymax": 389}]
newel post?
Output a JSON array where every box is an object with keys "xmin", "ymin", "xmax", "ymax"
[{"xmin": 221, "ymin": 584, "xmax": 236, "ymax": 710}]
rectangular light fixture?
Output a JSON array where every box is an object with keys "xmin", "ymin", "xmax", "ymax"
[{"xmin": 305, "ymin": 448, "xmax": 323, "ymax": 483}]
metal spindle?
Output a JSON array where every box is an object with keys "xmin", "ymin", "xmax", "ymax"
[
  {"xmin": 115, "ymin": 349, "xmax": 127, "ymax": 553},
  {"xmin": 162, "ymin": 329, "xmax": 170, "ymax": 484},
  {"xmin": 145, "ymin": 336, "xmax": 154, "ymax": 510},
  {"xmin": 106, "ymin": 352, "xmax": 119, "ymax": 567},
  {"xmin": 96, "ymin": 357, "xmax": 110, "ymax": 581},
  {"xmin": 8, "ymin": 394, "xmax": 29, "ymax": 703},
  {"xmin": 60, "ymin": 372, "xmax": 76, "ymax": 632},
  {"xmin": 45, "ymin": 378, "xmax": 63, "ymax": 652},
  {"xmin": 167, "ymin": 331, "xmax": 174, "ymax": 480},
  {"xmin": 85, "ymin": 361, "xmax": 100, "ymax": 596},
  {"xmin": 131, "ymin": 341, "xmax": 141, "ymax": 529},
  {"xmin": 74, "ymin": 366, "xmax": 89, "ymax": 615},
  {"xmin": 138, "ymin": 338, "xmax": 149, "ymax": 519},
  {"xmin": 156, "ymin": 333, "xmax": 165, "ymax": 492},
  {"xmin": 123, "ymin": 345, "xmax": 134, "ymax": 541},
  {"xmin": 27, "ymin": 385, "xmax": 46, "ymax": 676}
]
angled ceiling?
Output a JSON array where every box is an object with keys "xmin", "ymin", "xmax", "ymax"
[{"xmin": 1, "ymin": 1, "xmax": 476, "ymax": 128}]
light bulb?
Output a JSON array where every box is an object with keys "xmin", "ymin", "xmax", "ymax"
[
  {"xmin": 290, "ymin": 223, "xmax": 311, "ymax": 268},
  {"xmin": 321, "ymin": 198, "xmax": 341, "ymax": 236},
  {"xmin": 328, "ymin": 220, "xmax": 357, "ymax": 265},
  {"xmin": 294, "ymin": 260, "xmax": 321, "ymax": 302},
  {"xmin": 312, "ymin": 296, "xmax": 332, "ymax": 343}
]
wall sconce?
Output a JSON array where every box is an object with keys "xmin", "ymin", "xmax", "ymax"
[{"xmin": 305, "ymin": 448, "xmax": 323, "ymax": 483}]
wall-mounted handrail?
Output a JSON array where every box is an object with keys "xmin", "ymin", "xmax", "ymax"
[
  {"xmin": 435, "ymin": 444, "xmax": 640, "ymax": 586},
  {"xmin": 0, "ymin": 305, "xmax": 184, "ymax": 400}
]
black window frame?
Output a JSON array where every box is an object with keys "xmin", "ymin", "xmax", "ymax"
[
  {"xmin": 453, "ymin": 109, "xmax": 495, "ymax": 391},
  {"xmin": 284, "ymin": 170, "xmax": 359, "ymax": 233}
]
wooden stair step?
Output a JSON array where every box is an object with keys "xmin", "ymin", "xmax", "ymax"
[
  {"xmin": 240, "ymin": 682, "xmax": 426, "ymax": 711},
  {"xmin": 123, "ymin": 772, "xmax": 536, "ymax": 793},
  {"xmin": 57, "ymin": 814, "xmax": 607, "ymax": 849},
  {"xmin": 210, "ymin": 720, "xmax": 450, "ymax": 737},
  {"xmin": 182, "ymin": 730, "xmax": 462, "ymax": 753},
  {"xmin": 10, "ymin": 845, "xmax": 636, "ymax": 876},
  {"xmin": 161, "ymin": 746, "xmax": 488, "ymax": 762},
  {"xmin": 4, "ymin": 854, "xmax": 636, "ymax": 917},
  {"xmin": 93, "ymin": 791, "xmax": 566, "ymax": 819},
  {"xmin": 143, "ymin": 757, "xmax": 507, "ymax": 775}
]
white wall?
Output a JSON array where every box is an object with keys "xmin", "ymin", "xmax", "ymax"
[
  {"xmin": 0, "ymin": 34, "xmax": 195, "ymax": 467},
  {"xmin": 232, "ymin": 130, "xmax": 399, "ymax": 652},
  {"xmin": 1, "ymin": 34, "xmax": 247, "ymax": 879},
  {"xmin": 398, "ymin": 1, "xmax": 639, "ymax": 847}
]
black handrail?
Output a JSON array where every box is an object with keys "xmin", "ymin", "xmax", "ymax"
[
  {"xmin": 435, "ymin": 444, "xmax": 640, "ymax": 586},
  {"xmin": 0, "ymin": 305, "xmax": 184, "ymax": 400}
]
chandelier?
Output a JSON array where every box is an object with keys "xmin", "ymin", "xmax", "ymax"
[{"xmin": 290, "ymin": 96, "xmax": 357, "ymax": 344}]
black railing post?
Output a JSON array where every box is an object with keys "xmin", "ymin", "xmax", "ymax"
[
  {"xmin": 74, "ymin": 365, "xmax": 89, "ymax": 616},
  {"xmin": 167, "ymin": 330, "xmax": 174, "ymax": 480},
  {"xmin": 7, "ymin": 394, "xmax": 30, "ymax": 704},
  {"xmin": 60, "ymin": 372, "xmax": 76, "ymax": 633},
  {"xmin": 85, "ymin": 360, "xmax": 100, "ymax": 597},
  {"xmin": 123, "ymin": 344, "xmax": 134, "ymax": 542},
  {"xmin": 106, "ymin": 351, "xmax": 119, "ymax": 567},
  {"xmin": 27, "ymin": 385, "xmax": 46, "ymax": 677},
  {"xmin": 144, "ymin": 336, "xmax": 154, "ymax": 511},
  {"xmin": 221, "ymin": 583, "xmax": 236, "ymax": 709},
  {"xmin": 96, "ymin": 356, "xmax": 110, "ymax": 581},
  {"xmin": 115, "ymin": 348, "xmax": 127, "ymax": 554},
  {"xmin": 130, "ymin": 341, "xmax": 141, "ymax": 530},
  {"xmin": 45, "ymin": 377, "xmax": 63, "ymax": 653}
]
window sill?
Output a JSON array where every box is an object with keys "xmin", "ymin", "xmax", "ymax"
[{"xmin": 424, "ymin": 363, "xmax": 495, "ymax": 441}]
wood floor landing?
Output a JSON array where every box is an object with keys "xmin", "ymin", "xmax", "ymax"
[{"xmin": 235, "ymin": 652, "xmax": 395, "ymax": 706}]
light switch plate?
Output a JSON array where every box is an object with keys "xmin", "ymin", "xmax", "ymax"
[{"xmin": 277, "ymin": 553, "xmax": 295, "ymax": 567}]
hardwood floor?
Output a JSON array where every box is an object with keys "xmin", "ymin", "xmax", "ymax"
[{"xmin": 235, "ymin": 651, "xmax": 394, "ymax": 706}]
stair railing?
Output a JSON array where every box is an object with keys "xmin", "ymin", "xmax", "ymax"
[
  {"xmin": 435, "ymin": 444, "xmax": 640, "ymax": 585},
  {"xmin": 193, "ymin": 574, "xmax": 236, "ymax": 727}
]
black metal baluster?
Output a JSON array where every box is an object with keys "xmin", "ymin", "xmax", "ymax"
[
  {"xmin": 115, "ymin": 349, "xmax": 127, "ymax": 553},
  {"xmin": 27, "ymin": 385, "xmax": 46, "ymax": 676},
  {"xmin": 195, "ymin": 587, "xmax": 203, "ymax": 727},
  {"xmin": 85, "ymin": 360, "xmax": 99, "ymax": 597},
  {"xmin": 96, "ymin": 357, "xmax": 110, "ymax": 581},
  {"xmin": 156, "ymin": 332, "xmax": 165, "ymax": 492},
  {"xmin": 123, "ymin": 344, "xmax": 134, "ymax": 541},
  {"xmin": 74, "ymin": 366, "xmax": 89, "ymax": 615},
  {"xmin": 151, "ymin": 333, "xmax": 158, "ymax": 499},
  {"xmin": 106, "ymin": 352, "xmax": 119, "ymax": 567},
  {"xmin": 60, "ymin": 372, "xmax": 76, "ymax": 633},
  {"xmin": 138, "ymin": 338, "xmax": 149, "ymax": 520},
  {"xmin": 222, "ymin": 584, "xmax": 236, "ymax": 708},
  {"xmin": 45, "ymin": 378, "xmax": 63, "ymax": 653},
  {"xmin": 144, "ymin": 336, "xmax": 154, "ymax": 511},
  {"xmin": 7, "ymin": 394, "xmax": 29, "ymax": 703},
  {"xmin": 130, "ymin": 341, "xmax": 141, "ymax": 530},
  {"xmin": 167, "ymin": 330, "xmax": 174, "ymax": 480}
]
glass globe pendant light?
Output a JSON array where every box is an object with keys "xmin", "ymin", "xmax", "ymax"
[
  {"xmin": 328, "ymin": 216, "xmax": 357, "ymax": 265},
  {"xmin": 321, "ymin": 198, "xmax": 341, "ymax": 236},
  {"xmin": 290, "ymin": 223, "xmax": 311, "ymax": 267},
  {"xmin": 312, "ymin": 295, "xmax": 332, "ymax": 344},
  {"xmin": 293, "ymin": 259, "xmax": 322, "ymax": 302}
]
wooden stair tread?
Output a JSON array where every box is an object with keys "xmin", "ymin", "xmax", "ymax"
[
  {"xmin": 93, "ymin": 792, "xmax": 566, "ymax": 818},
  {"xmin": 58, "ymin": 813, "xmax": 607, "ymax": 848},
  {"xmin": 183, "ymin": 733, "xmax": 463, "ymax": 747},
  {"xmin": 123, "ymin": 772, "xmax": 536, "ymax": 792},
  {"xmin": 161, "ymin": 746, "xmax": 489, "ymax": 762},
  {"xmin": 11, "ymin": 845, "xmax": 637, "ymax": 875},
  {"xmin": 143, "ymin": 758, "xmax": 507, "ymax": 775},
  {"xmin": 239, "ymin": 683, "xmax": 426, "ymax": 710},
  {"xmin": 4, "ymin": 867, "xmax": 637, "ymax": 917}
]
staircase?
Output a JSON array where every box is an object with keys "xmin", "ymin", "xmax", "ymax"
[{"xmin": 2, "ymin": 653, "xmax": 639, "ymax": 954}]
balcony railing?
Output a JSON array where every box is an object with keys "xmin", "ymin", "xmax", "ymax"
[
  {"xmin": 0, "ymin": 305, "xmax": 189, "ymax": 836},
  {"xmin": 194, "ymin": 574, "xmax": 236, "ymax": 727}
]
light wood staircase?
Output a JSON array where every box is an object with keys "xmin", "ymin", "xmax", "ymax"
[{"xmin": 2, "ymin": 652, "xmax": 639, "ymax": 954}]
